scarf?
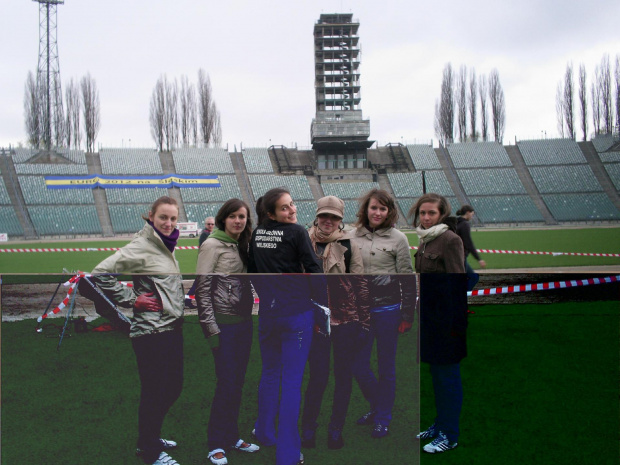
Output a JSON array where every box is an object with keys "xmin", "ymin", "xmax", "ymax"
[
  {"xmin": 208, "ymin": 228, "xmax": 239, "ymax": 245},
  {"xmin": 148, "ymin": 220, "xmax": 179, "ymax": 253},
  {"xmin": 308, "ymin": 224, "xmax": 347, "ymax": 272},
  {"xmin": 415, "ymin": 223, "xmax": 449, "ymax": 244}
]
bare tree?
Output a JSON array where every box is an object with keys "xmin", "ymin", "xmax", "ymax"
[
  {"xmin": 211, "ymin": 102, "xmax": 222, "ymax": 146},
  {"xmin": 64, "ymin": 78, "xmax": 81, "ymax": 149},
  {"xmin": 179, "ymin": 75, "xmax": 196, "ymax": 147},
  {"xmin": 149, "ymin": 76, "xmax": 166, "ymax": 151},
  {"xmin": 197, "ymin": 69, "xmax": 222, "ymax": 147},
  {"xmin": 456, "ymin": 65, "xmax": 467, "ymax": 142},
  {"xmin": 434, "ymin": 63, "xmax": 454, "ymax": 146},
  {"xmin": 81, "ymin": 73, "xmax": 100, "ymax": 153},
  {"xmin": 615, "ymin": 54, "xmax": 620, "ymax": 134},
  {"xmin": 163, "ymin": 77, "xmax": 179, "ymax": 151},
  {"xmin": 479, "ymin": 75, "xmax": 488, "ymax": 141},
  {"xmin": 578, "ymin": 64, "xmax": 588, "ymax": 141},
  {"xmin": 488, "ymin": 69, "xmax": 505, "ymax": 143},
  {"xmin": 24, "ymin": 71, "xmax": 41, "ymax": 148},
  {"xmin": 556, "ymin": 82, "xmax": 565, "ymax": 138},
  {"xmin": 562, "ymin": 63, "xmax": 575, "ymax": 139},
  {"xmin": 52, "ymin": 82, "xmax": 65, "ymax": 149},
  {"xmin": 599, "ymin": 54, "xmax": 613, "ymax": 134},
  {"xmin": 591, "ymin": 64, "xmax": 602, "ymax": 135},
  {"xmin": 468, "ymin": 68, "xmax": 478, "ymax": 142}
]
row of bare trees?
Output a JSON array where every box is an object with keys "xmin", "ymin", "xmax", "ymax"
[
  {"xmin": 149, "ymin": 69, "xmax": 221, "ymax": 151},
  {"xmin": 556, "ymin": 54, "xmax": 620, "ymax": 141},
  {"xmin": 434, "ymin": 64, "xmax": 506, "ymax": 146},
  {"xmin": 24, "ymin": 72, "xmax": 100, "ymax": 152}
]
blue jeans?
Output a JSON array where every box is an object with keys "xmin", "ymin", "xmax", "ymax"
[
  {"xmin": 208, "ymin": 319, "xmax": 253, "ymax": 451},
  {"xmin": 353, "ymin": 308, "xmax": 401, "ymax": 426},
  {"xmin": 429, "ymin": 363, "xmax": 462, "ymax": 443},
  {"xmin": 132, "ymin": 328, "xmax": 184, "ymax": 464},
  {"xmin": 256, "ymin": 310, "xmax": 313, "ymax": 465},
  {"xmin": 301, "ymin": 331, "xmax": 331, "ymax": 433}
]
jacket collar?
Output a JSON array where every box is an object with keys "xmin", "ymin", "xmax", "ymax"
[{"xmin": 355, "ymin": 225, "xmax": 392, "ymax": 238}]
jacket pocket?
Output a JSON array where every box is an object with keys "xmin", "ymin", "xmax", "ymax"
[{"xmin": 423, "ymin": 253, "xmax": 440, "ymax": 273}]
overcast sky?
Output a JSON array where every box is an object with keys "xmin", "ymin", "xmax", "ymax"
[{"xmin": 2, "ymin": 0, "xmax": 619, "ymax": 151}]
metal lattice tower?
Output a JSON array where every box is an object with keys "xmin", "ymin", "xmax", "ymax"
[
  {"xmin": 34, "ymin": 0, "xmax": 64, "ymax": 152},
  {"xmin": 311, "ymin": 13, "xmax": 373, "ymax": 168}
]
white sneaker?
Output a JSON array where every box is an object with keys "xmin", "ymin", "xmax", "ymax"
[
  {"xmin": 422, "ymin": 431, "xmax": 458, "ymax": 453},
  {"xmin": 136, "ymin": 439, "xmax": 178, "ymax": 457},
  {"xmin": 233, "ymin": 439, "xmax": 260, "ymax": 452},
  {"xmin": 208, "ymin": 448, "xmax": 227, "ymax": 465},
  {"xmin": 153, "ymin": 451, "xmax": 180, "ymax": 465}
]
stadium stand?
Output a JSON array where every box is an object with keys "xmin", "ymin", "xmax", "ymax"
[
  {"xmin": 592, "ymin": 134, "xmax": 617, "ymax": 153},
  {"xmin": 446, "ymin": 142, "xmax": 512, "ymax": 168},
  {"xmin": 15, "ymin": 163, "xmax": 89, "ymax": 175},
  {"xmin": 18, "ymin": 176, "xmax": 95, "ymax": 205},
  {"xmin": 405, "ymin": 144, "xmax": 441, "ymax": 170},
  {"xmin": 0, "ymin": 179, "xmax": 12, "ymax": 204},
  {"xmin": 108, "ymin": 204, "xmax": 151, "ymax": 233},
  {"xmin": 542, "ymin": 193, "xmax": 620, "ymax": 221},
  {"xmin": 100, "ymin": 149, "xmax": 163, "ymax": 174},
  {"xmin": 27, "ymin": 205, "xmax": 102, "ymax": 235},
  {"xmin": 183, "ymin": 203, "xmax": 222, "ymax": 224},
  {"xmin": 0, "ymin": 207, "xmax": 23, "ymax": 236},
  {"xmin": 321, "ymin": 181, "xmax": 379, "ymax": 200},
  {"xmin": 180, "ymin": 175, "xmax": 242, "ymax": 203},
  {"xmin": 242, "ymin": 147, "xmax": 275, "ymax": 173},
  {"xmin": 105, "ymin": 187, "xmax": 170, "ymax": 204},
  {"xmin": 249, "ymin": 174, "xmax": 314, "ymax": 199},
  {"xmin": 457, "ymin": 168, "xmax": 526, "ymax": 195},
  {"xmin": 528, "ymin": 165, "xmax": 603, "ymax": 193},
  {"xmin": 388, "ymin": 171, "xmax": 455, "ymax": 197},
  {"xmin": 172, "ymin": 147, "xmax": 234, "ymax": 174},
  {"xmin": 603, "ymin": 164, "xmax": 620, "ymax": 191},
  {"xmin": 468, "ymin": 196, "xmax": 544, "ymax": 223},
  {"xmin": 517, "ymin": 138, "xmax": 587, "ymax": 165},
  {"xmin": 599, "ymin": 152, "xmax": 620, "ymax": 163}
]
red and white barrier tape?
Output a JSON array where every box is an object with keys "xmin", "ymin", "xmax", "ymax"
[
  {"xmin": 467, "ymin": 275, "xmax": 620, "ymax": 297},
  {"xmin": 3, "ymin": 245, "xmax": 618, "ymax": 257}
]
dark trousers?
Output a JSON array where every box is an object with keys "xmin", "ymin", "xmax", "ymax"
[
  {"xmin": 208, "ymin": 319, "xmax": 253, "ymax": 451},
  {"xmin": 429, "ymin": 363, "xmax": 462, "ymax": 443},
  {"xmin": 301, "ymin": 331, "xmax": 331, "ymax": 433},
  {"xmin": 132, "ymin": 328, "xmax": 184, "ymax": 464},
  {"xmin": 352, "ymin": 309, "xmax": 401, "ymax": 426},
  {"xmin": 256, "ymin": 310, "xmax": 313, "ymax": 465}
]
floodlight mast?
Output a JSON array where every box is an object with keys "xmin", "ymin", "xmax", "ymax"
[{"xmin": 33, "ymin": 0, "xmax": 64, "ymax": 152}]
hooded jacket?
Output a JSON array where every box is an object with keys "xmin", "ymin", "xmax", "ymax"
[
  {"xmin": 195, "ymin": 231, "xmax": 254, "ymax": 339},
  {"xmin": 91, "ymin": 222, "xmax": 184, "ymax": 338}
]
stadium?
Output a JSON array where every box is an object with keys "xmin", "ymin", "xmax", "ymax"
[{"xmin": 1, "ymin": 10, "xmax": 619, "ymax": 465}]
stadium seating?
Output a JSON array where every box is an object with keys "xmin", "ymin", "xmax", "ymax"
[
  {"xmin": 518, "ymin": 139, "xmax": 586, "ymax": 165},
  {"xmin": 388, "ymin": 171, "xmax": 455, "ymax": 197},
  {"xmin": 108, "ymin": 204, "xmax": 151, "ymax": 234},
  {"xmin": 528, "ymin": 166, "xmax": 603, "ymax": 193},
  {"xmin": 321, "ymin": 181, "xmax": 378, "ymax": 199},
  {"xmin": 242, "ymin": 148, "xmax": 275, "ymax": 173},
  {"xmin": 0, "ymin": 179, "xmax": 12, "ymax": 204},
  {"xmin": 172, "ymin": 148, "xmax": 234, "ymax": 174},
  {"xmin": 27, "ymin": 205, "xmax": 102, "ymax": 235},
  {"xmin": 11, "ymin": 148, "xmax": 38, "ymax": 163},
  {"xmin": 603, "ymin": 164, "xmax": 620, "ymax": 191},
  {"xmin": 398, "ymin": 197, "xmax": 461, "ymax": 224},
  {"xmin": 180, "ymin": 175, "xmax": 241, "ymax": 202},
  {"xmin": 0, "ymin": 207, "xmax": 23, "ymax": 236},
  {"xmin": 183, "ymin": 203, "xmax": 222, "ymax": 224},
  {"xmin": 249, "ymin": 174, "xmax": 313, "ymax": 200},
  {"xmin": 15, "ymin": 163, "xmax": 88, "ymax": 175},
  {"xmin": 105, "ymin": 187, "xmax": 170, "ymax": 204},
  {"xmin": 447, "ymin": 142, "xmax": 512, "ymax": 168},
  {"xmin": 100, "ymin": 149, "xmax": 163, "ymax": 174},
  {"xmin": 599, "ymin": 152, "xmax": 620, "ymax": 163},
  {"xmin": 591, "ymin": 134, "xmax": 617, "ymax": 153},
  {"xmin": 468, "ymin": 196, "xmax": 544, "ymax": 223},
  {"xmin": 405, "ymin": 144, "xmax": 441, "ymax": 170},
  {"xmin": 542, "ymin": 193, "xmax": 620, "ymax": 221},
  {"xmin": 18, "ymin": 176, "xmax": 95, "ymax": 205},
  {"xmin": 457, "ymin": 168, "xmax": 526, "ymax": 195}
]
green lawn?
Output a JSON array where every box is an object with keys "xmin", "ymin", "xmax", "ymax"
[
  {"xmin": 1, "ymin": 227, "xmax": 619, "ymax": 275},
  {"xmin": 2, "ymin": 301, "xmax": 618, "ymax": 465}
]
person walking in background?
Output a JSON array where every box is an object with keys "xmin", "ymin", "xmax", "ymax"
[
  {"xmin": 199, "ymin": 216, "xmax": 215, "ymax": 246},
  {"xmin": 91, "ymin": 196, "xmax": 185, "ymax": 465},
  {"xmin": 300, "ymin": 196, "xmax": 370, "ymax": 450},
  {"xmin": 455, "ymin": 205, "xmax": 486, "ymax": 291},
  {"xmin": 410, "ymin": 193, "xmax": 467, "ymax": 454},
  {"xmin": 249, "ymin": 188, "xmax": 327, "ymax": 465},
  {"xmin": 350, "ymin": 188, "xmax": 415, "ymax": 439},
  {"xmin": 195, "ymin": 199, "xmax": 259, "ymax": 465}
]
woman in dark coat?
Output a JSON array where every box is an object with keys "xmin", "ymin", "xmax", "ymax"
[
  {"xmin": 455, "ymin": 205, "xmax": 486, "ymax": 291},
  {"xmin": 409, "ymin": 193, "xmax": 467, "ymax": 454}
]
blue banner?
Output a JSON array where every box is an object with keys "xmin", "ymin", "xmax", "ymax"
[{"xmin": 44, "ymin": 174, "xmax": 221, "ymax": 189}]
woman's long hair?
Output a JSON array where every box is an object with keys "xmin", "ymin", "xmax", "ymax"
[
  {"xmin": 215, "ymin": 198, "xmax": 253, "ymax": 266},
  {"xmin": 408, "ymin": 193, "xmax": 451, "ymax": 227},
  {"xmin": 456, "ymin": 204, "xmax": 474, "ymax": 216},
  {"xmin": 354, "ymin": 188, "xmax": 398, "ymax": 229},
  {"xmin": 255, "ymin": 187, "xmax": 290, "ymax": 226}
]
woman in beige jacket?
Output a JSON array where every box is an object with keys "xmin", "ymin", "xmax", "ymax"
[{"xmin": 195, "ymin": 198, "xmax": 259, "ymax": 465}]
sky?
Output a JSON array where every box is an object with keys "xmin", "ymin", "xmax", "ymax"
[{"xmin": 1, "ymin": 0, "xmax": 619, "ymax": 151}]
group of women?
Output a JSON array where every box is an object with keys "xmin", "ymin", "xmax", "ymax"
[{"xmin": 91, "ymin": 187, "xmax": 477, "ymax": 465}]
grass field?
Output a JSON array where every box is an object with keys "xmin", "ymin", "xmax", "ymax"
[
  {"xmin": 1, "ymin": 227, "xmax": 619, "ymax": 276},
  {"xmin": 1, "ymin": 301, "xmax": 618, "ymax": 465}
]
